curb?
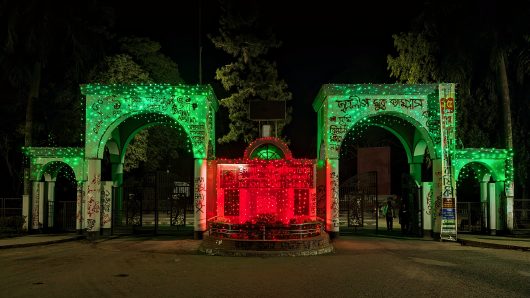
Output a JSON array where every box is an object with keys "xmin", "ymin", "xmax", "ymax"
[
  {"xmin": 458, "ymin": 239, "xmax": 530, "ymax": 251},
  {"xmin": 0, "ymin": 235, "xmax": 86, "ymax": 249}
]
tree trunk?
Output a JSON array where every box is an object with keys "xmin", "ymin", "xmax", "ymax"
[
  {"xmin": 498, "ymin": 51, "xmax": 515, "ymax": 232},
  {"xmin": 498, "ymin": 52, "xmax": 513, "ymax": 149},
  {"xmin": 23, "ymin": 61, "xmax": 41, "ymax": 196}
]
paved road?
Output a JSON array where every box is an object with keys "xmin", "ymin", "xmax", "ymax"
[{"xmin": 1, "ymin": 236, "xmax": 529, "ymax": 297}]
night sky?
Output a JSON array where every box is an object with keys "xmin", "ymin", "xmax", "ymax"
[{"xmin": 110, "ymin": 0, "xmax": 425, "ymax": 158}]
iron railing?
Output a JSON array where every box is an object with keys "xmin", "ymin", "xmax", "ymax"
[{"xmin": 0, "ymin": 197, "xmax": 22, "ymax": 218}]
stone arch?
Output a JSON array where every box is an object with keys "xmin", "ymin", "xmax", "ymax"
[
  {"xmin": 81, "ymin": 84, "xmax": 218, "ymax": 160},
  {"xmin": 38, "ymin": 161, "xmax": 78, "ymax": 182},
  {"xmin": 339, "ymin": 112, "xmax": 435, "ymax": 163},
  {"xmin": 97, "ymin": 111, "xmax": 195, "ymax": 161},
  {"xmin": 456, "ymin": 161, "xmax": 498, "ymax": 183},
  {"xmin": 111, "ymin": 112, "xmax": 195, "ymax": 164},
  {"xmin": 244, "ymin": 137, "xmax": 293, "ymax": 160}
]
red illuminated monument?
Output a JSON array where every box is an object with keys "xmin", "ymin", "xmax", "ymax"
[{"xmin": 201, "ymin": 138, "xmax": 333, "ymax": 255}]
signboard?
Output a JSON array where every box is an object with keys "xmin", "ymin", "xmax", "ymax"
[
  {"xmin": 439, "ymin": 84, "xmax": 457, "ymax": 241},
  {"xmin": 249, "ymin": 100, "xmax": 286, "ymax": 120}
]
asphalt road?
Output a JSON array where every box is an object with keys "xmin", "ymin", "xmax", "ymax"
[{"xmin": 1, "ymin": 236, "xmax": 529, "ymax": 298}]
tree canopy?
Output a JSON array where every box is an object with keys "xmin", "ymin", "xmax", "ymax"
[
  {"xmin": 387, "ymin": 0, "xmax": 530, "ymax": 197},
  {"xmin": 210, "ymin": 0, "xmax": 292, "ymax": 144}
]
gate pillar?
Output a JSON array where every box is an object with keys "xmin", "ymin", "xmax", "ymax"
[
  {"xmin": 431, "ymin": 158, "xmax": 442, "ymax": 237},
  {"xmin": 84, "ymin": 158, "xmax": 101, "ymax": 240},
  {"xmin": 100, "ymin": 181, "xmax": 113, "ymax": 236},
  {"xmin": 46, "ymin": 181, "xmax": 56, "ymax": 229},
  {"xmin": 326, "ymin": 158, "xmax": 339, "ymax": 238},
  {"xmin": 488, "ymin": 182, "xmax": 496, "ymax": 235},
  {"xmin": 194, "ymin": 158, "xmax": 207, "ymax": 239},
  {"xmin": 22, "ymin": 194, "xmax": 29, "ymax": 232},
  {"xmin": 422, "ymin": 182, "xmax": 432, "ymax": 236},
  {"xmin": 31, "ymin": 181, "xmax": 44, "ymax": 231},
  {"xmin": 76, "ymin": 181, "xmax": 83, "ymax": 233}
]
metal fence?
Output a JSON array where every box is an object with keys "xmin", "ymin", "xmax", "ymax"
[
  {"xmin": 514, "ymin": 199, "xmax": 530, "ymax": 230},
  {"xmin": 457, "ymin": 202, "xmax": 487, "ymax": 233},
  {"xmin": 0, "ymin": 197, "xmax": 22, "ymax": 218}
]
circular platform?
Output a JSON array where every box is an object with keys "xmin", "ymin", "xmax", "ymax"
[{"xmin": 199, "ymin": 233, "xmax": 334, "ymax": 257}]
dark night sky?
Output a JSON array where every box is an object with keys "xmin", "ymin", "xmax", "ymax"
[{"xmin": 110, "ymin": 0, "xmax": 425, "ymax": 158}]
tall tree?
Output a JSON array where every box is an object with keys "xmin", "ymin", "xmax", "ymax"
[
  {"xmin": 387, "ymin": 0, "xmax": 530, "ymax": 210},
  {"xmin": 89, "ymin": 36, "xmax": 185, "ymax": 172},
  {"xmin": 210, "ymin": 0, "xmax": 292, "ymax": 144},
  {"xmin": 0, "ymin": 0, "xmax": 113, "ymax": 195}
]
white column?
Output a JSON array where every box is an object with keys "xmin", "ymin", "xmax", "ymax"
[
  {"xmin": 84, "ymin": 159, "xmax": 101, "ymax": 238},
  {"xmin": 326, "ymin": 159, "xmax": 339, "ymax": 235},
  {"xmin": 505, "ymin": 181, "xmax": 514, "ymax": 232},
  {"xmin": 194, "ymin": 159, "xmax": 207, "ymax": 239},
  {"xmin": 100, "ymin": 181, "xmax": 113, "ymax": 231},
  {"xmin": 480, "ymin": 181, "xmax": 488, "ymax": 229},
  {"xmin": 431, "ymin": 159, "xmax": 443, "ymax": 235},
  {"xmin": 31, "ymin": 182, "xmax": 43, "ymax": 230},
  {"xmin": 488, "ymin": 182, "xmax": 496, "ymax": 235},
  {"xmin": 76, "ymin": 182, "xmax": 83, "ymax": 232},
  {"xmin": 46, "ymin": 181, "xmax": 55, "ymax": 229},
  {"xmin": 22, "ymin": 194, "xmax": 30, "ymax": 231},
  {"xmin": 422, "ymin": 182, "xmax": 432, "ymax": 232}
]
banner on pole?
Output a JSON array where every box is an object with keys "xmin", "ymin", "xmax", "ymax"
[{"xmin": 439, "ymin": 84, "xmax": 457, "ymax": 241}]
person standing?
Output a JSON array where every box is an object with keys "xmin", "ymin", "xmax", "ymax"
[
  {"xmin": 384, "ymin": 199, "xmax": 394, "ymax": 231},
  {"xmin": 399, "ymin": 202, "xmax": 409, "ymax": 235}
]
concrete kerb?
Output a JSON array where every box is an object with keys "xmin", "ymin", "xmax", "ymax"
[
  {"xmin": 0, "ymin": 235, "xmax": 86, "ymax": 250},
  {"xmin": 458, "ymin": 238, "xmax": 530, "ymax": 251}
]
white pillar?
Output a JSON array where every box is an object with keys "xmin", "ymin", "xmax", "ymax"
[
  {"xmin": 100, "ymin": 181, "xmax": 113, "ymax": 234},
  {"xmin": 46, "ymin": 181, "xmax": 55, "ymax": 229},
  {"xmin": 431, "ymin": 159, "xmax": 443, "ymax": 235},
  {"xmin": 488, "ymin": 182, "xmax": 496, "ymax": 235},
  {"xmin": 84, "ymin": 159, "xmax": 101, "ymax": 239},
  {"xmin": 326, "ymin": 158, "xmax": 339, "ymax": 236},
  {"xmin": 31, "ymin": 182, "xmax": 44, "ymax": 230},
  {"xmin": 505, "ymin": 181, "xmax": 514, "ymax": 232},
  {"xmin": 22, "ymin": 194, "xmax": 30, "ymax": 231},
  {"xmin": 480, "ymin": 181, "xmax": 488, "ymax": 229},
  {"xmin": 76, "ymin": 182, "xmax": 83, "ymax": 232},
  {"xmin": 194, "ymin": 159, "xmax": 207, "ymax": 239},
  {"xmin": 422, "ymin": 182, "xmax": 432, "ymax": 233}
]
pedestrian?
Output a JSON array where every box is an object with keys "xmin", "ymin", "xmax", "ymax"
[
  {"xmin": 383, "ymin": 199, "xmax": 394, "ymax": 231},
  {"xmin": 399, "ymin": 202, "xmax": 409, "ymax": 235}
]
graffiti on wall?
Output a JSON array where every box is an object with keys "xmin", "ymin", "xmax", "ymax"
[
  {"xmin": 101, "ymin": 187, "xmax": 111, "ymax": 226},
  {"xmin": 32, "ymin": 187, "xmax": 39, "ymax": 229},
  {"xmin": 316, "ymin": 185, "xmax": 326, "ymax": 220},
  {"xmin": 336, "ymin": 95, "xmax": 425, "ymax": 113},
  {"xmin": 194, "ymin": 176, "xmax": 205, "ymax": 214},
  {"xmin": 331, "ymin": 171, "xmax": 340, "ymax": 228},
  {"xmin": 327, "ymin": 94, "xmax": 429, "ymax": 157},
  {"xmin": 86, "ymin": 175, "xmax": 101, "ymax": 231},
  {"xmin": 425, "ymin": 188, "xmax": 432, "ymax": 216},
  {"xmin": 76, "ymin": 184, "xmax": 83, "ymax": 228},
  {"xmin": 84, "ymin": 85, "xmax": 215, "ymax": 159}
]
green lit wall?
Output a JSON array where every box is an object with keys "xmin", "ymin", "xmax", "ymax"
[
  {"xmin": 80, "ymin": 84, "xmax": 218, "ymax": 159},
  {"xmin": 313, "ymin": 84, "xmax": 444, "ymax": 160},
  {"xmin": 454, "ymin": 148, "xmax": 513, "ymax": 183},
  {"xmin": 22, "ymin": 147, "xmax": 85, "ymax": 182}
]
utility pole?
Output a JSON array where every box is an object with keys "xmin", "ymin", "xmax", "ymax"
[{"xmin": 198, "ymin": 0, "xmax": 203, "ymax": 84}]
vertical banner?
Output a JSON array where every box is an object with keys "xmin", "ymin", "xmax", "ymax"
[{"xmin": 439, "ymin": 84, "xmax": 457, "ymax": 241}]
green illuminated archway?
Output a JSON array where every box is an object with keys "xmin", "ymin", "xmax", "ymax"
[
  {"xmin": 313, "ymin": 84, "xmax": 443, "ymax": 160},
  {"xmin": 81, "ymin": 84, "xmax": 218, "ymax": 160},
  {"xmin": 23, "ymin": 147, "xmax": 85, "ymax": 182},
  {"xmin": 454, "ymin": 149, "xmax": 511, "ymax": 183}
]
